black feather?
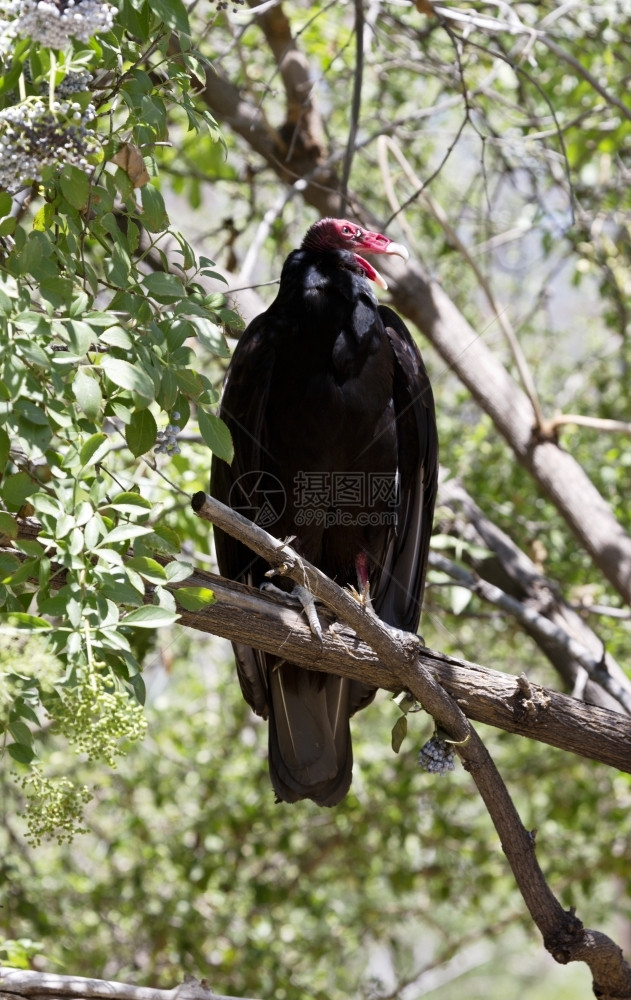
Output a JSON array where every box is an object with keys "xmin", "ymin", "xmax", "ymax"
[{"xmin": 211, "ymin": 233, "xmax": 438, "ymax": 806}]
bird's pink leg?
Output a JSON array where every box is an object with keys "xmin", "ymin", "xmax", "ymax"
[{"xmin": 355, "ymin": 552, "xmax": 374, "ymax": 610}]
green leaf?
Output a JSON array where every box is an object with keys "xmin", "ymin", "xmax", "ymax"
[
  {"xmin": 125, "ymin": 408, "xmax": 158, "ymax": 457},
  {"xmin": 12, "ymin": 699, "xmax": 40, "ymax": 726},
  {"xmin": 198, "ymin": 409, "xmax": 233, "ymax": 463},
  {"xmin": 391, "ymin": 715, "xmax": 408, "ymax": 754},
  {"xmin": 8, "ymin": 743, "xmax": 35, "ymax": 764},
  {"xmin": 142, "ymin": 272, "xmax": 184, "ymax": 302},
  {"xmin": 129, "ymin": 672, "xmax": 146, "ymax": 705},
  {"xmin": 103, "ymin": 523, "xmax": 154, "ymax": 545},
  {"xmin": 141, "ymin": 185, "xmax": 170, "ymax": 233},
  {"xmin": 159, "ymin": 367, "xmax": 178, "ymax": 410},
  {"xmin": 121, "ymin": 605, "xmax": 178, "ymax": 627},
  {"xmin": 65, "ymin": 321, "xmax": 95, "ymax": 356},
  {"xmin": 0, "ymin": 552, "xmax": 21, "ymax": 578},
  {"xmin": 15, "ymin": 231, "xmax": 54, "ymax": 278},
  {"xmin": 31, "ymin": 493, "xmax": 63, "ymax": 518},
  {"xmin": 164, "ymin": 560, "xmax": 193, "ymax": 583},
  {"xmin": 101, "ymin": 357, "xmax": 155, "ymax": 402},
  {"xmin": 190, "ymin": 316, "xmax": 230, "ymax": 357},
  {"xmin": 0, "ymin": 426, "xmax": 9, "ymax": 472},
  {"xmin": 0, "ymin": 511, "xmax": 17, "ymax": 538},
  {"xmin": 1, "ymin": 472, "xmax": 38, "ymax": 508},
  {"xmin": 149, "ymin": 0, "xmax": 189, "ymax": 31},
  {"xmin": 0, "ymin": 216, "xmax": 16, "ymax": 237},
  {"xmin": 73, "ymin": 368, "xmax": 102, "ymax": 419},
  {"xmin": 32, "ymin": 202, "xmax": 55, "ymax": 231},
  {"xmin": 174, "ymin": 586, "xmax": 215, "ymax": 612},
  {"xmin": 9, "ymin": 720, "xmax": 33, "ymax": 746},
  {"xmin": 59, "ymin": 164, "xmax": 90, "ymax": 209},
  {"xmin": 14, "ymin": 400, "xmax": 49, "ymax": 425},
  {"xmin": 98, "ymin": 326, "xmax": 133, "ymax": 349},
  {"xmin": 138, "ymin": 524, "xmax": 180, "ymax": 555},
  {"xmin": 125, "ymin": 556, "xmax": 167, "ymax": 583},
  {"xmin": 174, "ymin": 368, "xmax": 204, "ymax": 398},
  {"xmin": 107, "ymin": 492, "xmax": 152, "ymax": 513},
  {"xmin": 2, "ymin": 613, "xmax": 52, "ymax": 629},
  {"xmin": 39, "ymin": 276, "xmax": 73, "ymax": 309},
  {"xmin": 15, "ymin": 337, "xmax": 49, "ymax": 367},
  {"xmin": 450, "ymin": 586, "xmax": 473, "ymax": 616},
  {"xmin": 79, "ymin": 432, "xmax": 110, "ymax": 468}
]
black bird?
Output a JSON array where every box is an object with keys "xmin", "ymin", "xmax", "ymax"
[{"xmin": 211, "ymin": 218, "xmax": 438, "ymax": 806}]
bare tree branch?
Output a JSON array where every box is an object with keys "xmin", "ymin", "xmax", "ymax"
[
  {"xmin": 549, "ymin": 414, "xmax": 631, "ymax": 438},
  {"xmin": 190, "ymin": 491, "xmax": 631, "ymax": 997},
  {"xmin": 429, "ymin": 548, "xmax": 631, "ymax": 714},
  {"xmin": 0, "ymin": 969, "xmax": 260, "ymax": 1000},
  {"xmin": 6, "ymin": 521, "xmax": 631, "ymax": 772},
  {"xmin": 437, "ymin": 478, "xmax": 631, "ymax": 713},
  {"xmin": 432, "ymin": 3, "xmax": 631, "ymax": 123},
  {"xmin": 171, "ymin": 561, "xmax": 631, "ymax": 773}
]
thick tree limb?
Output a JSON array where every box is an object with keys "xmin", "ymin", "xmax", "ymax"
[
  {"xmin": 191, "ymin": 491, "xmax": 631, "ymax": 997},
  {"xmin": 437, "ymin": 478, "xmax": 631, "ymax": 713},
  {"xmin": 167, "ymin": 559, "xmax": 631, "ymax": 773},
  {"xmin": 0, "ymin": 970, "xmax": 259, "ymax": 1000},
  {"xmin": 429, "ymin": 547, "xmax": 631, "ymax": 713},
  {"xmin": 382, "ymin": 256, "xmax": 631, "ymax": 606},
  {"xmin": 6, "ymin": 518, "xmax": 631, "ymax": 772}
]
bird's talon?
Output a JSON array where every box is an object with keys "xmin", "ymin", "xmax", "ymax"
[
  {"xmin": 260, "ymin": 581, "xmax": 289, "ymax": 599},
  {"xmin": 293, "ymin": 583, "xmax": 323, "ymax": 641}
]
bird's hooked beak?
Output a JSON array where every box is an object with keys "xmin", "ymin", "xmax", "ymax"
[{"xmin": 353, "ymin": 228, "xmax": 409, "ymax": 291}]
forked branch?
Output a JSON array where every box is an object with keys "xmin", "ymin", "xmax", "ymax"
[{"xmin": 191, "ymin": 491, "xmax": 631, "ymax": 998}]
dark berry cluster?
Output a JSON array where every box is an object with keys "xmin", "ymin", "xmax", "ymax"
[
  {"xmin": 418, "ymin": 735, "xmax": 456, "ymax": 775},
  {"xmin": 154, "ymin": 412, "xmax": 182, "ymax": 456},
  {"xmin": 56, "ymin": 70, "xmax": 93, "ymax": 96},
  {"xmin": 213, "ymin": 0, "xmax": 245, "ymax": 10}
]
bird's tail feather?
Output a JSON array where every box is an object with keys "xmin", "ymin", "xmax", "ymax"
[{"xmin": 268, "ymin": 663, "xmax": 355, "ymax": 806}]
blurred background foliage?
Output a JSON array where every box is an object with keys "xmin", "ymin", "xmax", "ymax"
[{"xmin": 1, "ymin": 0, "xmax": 631, "ymax": 998}]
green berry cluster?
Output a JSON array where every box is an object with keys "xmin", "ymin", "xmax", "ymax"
[
  {"xmin": 52, "ymin": 666, "xmax": 147, "ymax": 767},
  {"xmin": 19, "ymin": 768, "xmax": 92, "ymax": 845}
]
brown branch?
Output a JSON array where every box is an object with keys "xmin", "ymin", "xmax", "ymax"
[
  {"xmin": 548, "ymin": 413, "xmax": 631, "ymax": 438},
  {"xmin": 251, "ymin": 3, "xmax": 328, "ymax": 168},
  {"xmin": 438, "ymin": 478, "xmax": 631, "ymax": 713},
  {"xmin": 428, "ymin": 549, "xmax": 631, "ymax": 714},
  {"xmin": 381, "ymin": 253, "xmax": 631, "ymax": 607},
  {"xmin": 163, "ymin": 561, "xmax": 631, "ymax": 773},
  {"xmin": 7, "ymin": 517, "xmax": 631, "ymax": 771},
  {"xmin": 0, "ymin": 970, "xmax": 259, "ymax": 1000},
  {"xmin": 191, "ymin": 491, "xmax": 631, "ymax": 996}
]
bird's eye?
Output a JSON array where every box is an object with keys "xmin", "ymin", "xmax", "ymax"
[{"xmin": 341, "ymin": 226, "xmax": 352, "ymax": 236}]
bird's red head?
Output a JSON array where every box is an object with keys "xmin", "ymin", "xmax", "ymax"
[{"xmin": 301, "ymin": 218, "xmax": 409, "ymax": 289}]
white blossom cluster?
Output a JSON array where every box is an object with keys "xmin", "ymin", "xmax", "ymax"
[
  {"xmin": 155, "ymin": 412, "xmax": 182, "ymax": 455},
  {"xmin": 418, "ymin": 735, "xmax": 456, "ymax": 775},
  {"xmin": 0, "ymin": 98, "xmax": 97, "ymax": 192},
  {"xmin": 0, "ymin": 0, "xmax": 114, "ymax": 48}
]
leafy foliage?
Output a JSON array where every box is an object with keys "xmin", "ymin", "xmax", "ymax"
[
  {"xmin": 0, "ymin": 0, "xmax": 234, "ymax": 824},
  {"xmin": 2, "ymin": 645, "xmax": 627, "ymax": 999}
]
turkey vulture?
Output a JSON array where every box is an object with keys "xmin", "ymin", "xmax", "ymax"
[{"xmin": 211, "ymin": 217, "xmax": 438, "ymax": 806}]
